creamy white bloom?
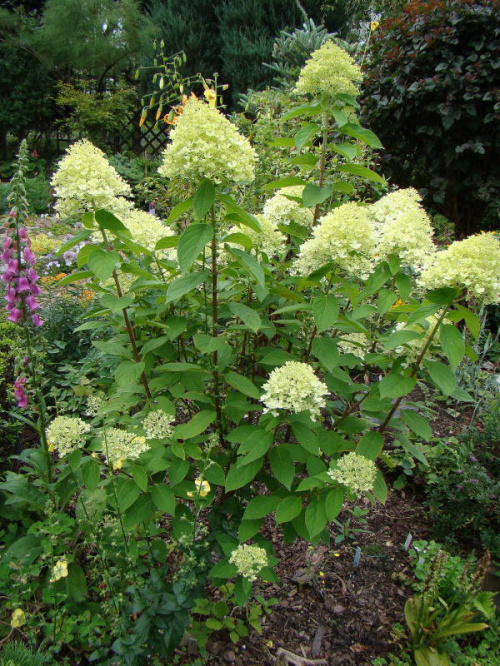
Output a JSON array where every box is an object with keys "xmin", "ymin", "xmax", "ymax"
[
  {"xmin": 229, "ymin": 544, "xmax": 268, "ymax": 582},
  {"xmin": 293, "ymin": 202, "xmax": 376, "ymax": 278},
  {"xmin": 47, "ymin": 416, "xmax": 91, "ymax": 458},
  {"xmin": 262, "ymin": 186, "xmax": 313, "ymax": 229},
  {"xmin": 261, "ymin": 361, "xmax": 328, "ymax": 421},
  {"xmin": 328, "ymin": 452, "xmax": 377, "ymax": 494},
  {"xmin": 295, "ymin": 41, "xmax": 363, "ymax": 99},
  {"xmin": 224, "ymin": 213, "xmax": 286, "ymax": 258},
  {"xmin": 371, "ymin": 189, "xmax": 436, "ymax": 269},
  {"xmin": 51, "ymin": 139, "xmax": 131, "ymax": 218},
  {"xmin": 143, "ymin": 410, "xmax": 175, "ymax": 440},
  {"xmin": 418, "ymin": 232, "xmax": 500, "ymax": 304},
  {"xmin": 338, "ymin": 332, "xmax": 370, "ymax": 360},
  {"xmin": 159, "ymin": 98, "xmax": 256, "ymax": 185},
  {"xmin": 102, "ymin": 428, "xmax": 150, "ymax": 470}
]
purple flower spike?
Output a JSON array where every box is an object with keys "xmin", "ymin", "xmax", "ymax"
[
  {"xmin": 16, "ymin": 276, "xmax": 31, "ymax": 292},
  {"xmin": 31, "ymin": 314, "xmax": 43, "ymax": 328},
  {"xmin": 23, "ymin": 247, "xmax": 36, "ymax": 265},
  {"xmin": 18, "ymin": 227, "xmax": 27, "ymax": 239},
  {"xmin": 25, "ymin": 294, "xmax": 40, "ymax": 312},
  {"xmin": 7, "ymin": 308, "xmax": 23, "ymax": 323}
]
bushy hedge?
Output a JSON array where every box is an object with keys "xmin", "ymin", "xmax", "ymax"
[{"xmin": 361, "ymin": 0, "xmax": 500, "ymax": 237}]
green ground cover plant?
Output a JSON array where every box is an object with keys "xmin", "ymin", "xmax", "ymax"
[{"xmin": 0, "ymin": 38, "xmax": 499, "ymax": 665}]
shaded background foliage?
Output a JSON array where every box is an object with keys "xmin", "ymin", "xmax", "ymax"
[{"xmin": 361, "ymin": 0, "xmax": 500, "ymax": 237}]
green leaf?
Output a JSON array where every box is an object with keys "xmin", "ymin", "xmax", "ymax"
[
  {"xmin": 225, "ymin": 458, "xmax": 263, "ymax": 492},
  {"xmin": 439, "ymin": 324, "xmax": 465, "ymax": 370},
  {"xmin": 424, "ymin": 360, "xmax": 457, "ymax": 396},
  {"xmin": 119, "ymin": 480, "xmax": 141, "ymax": 512},
  {"xmin": 270, "ymin": 446, "xmax": 295, "ymax": 490},
  {"xmin": 228, "ymin": 302, "xmax": 262, "ymax": 333},
  {"xmin": 378, "ymin": 374, "xmax": 416, "ymax": 399},
  {"xmin": 88, "ymin": 249, "xmax": 121, "ymax": 282},
  {"xmin": 55, "ymin": 229, "xmax": 92, "ymax": 257},
  {"xmin": 305, "ymin": 497, "xmax": 327, "ymax": 538},
  {"xmin": 115, "ymin": 360, "xmax": 145, "ymax": 386},
  {"xmin": 178, "ymin": 223, "xmax": 213, "ymax": 273},
  {"xmin": 95, "ymin": 209, "xmax": 130, "ymax": 235},
  {"xmin": 385, "ymin": 329, "xmax": 421, "ymax": 351},
  {"xmin": 290, "ymin": 154, "xmax": 319, "ymax": 167},
  {"xmin": 378, "ymin": 289, "xmax": 398, "ymax": 314},
  {"xmin": 227, "ymin": 248, "xmax": 265, "ymax": 290},
  {"xmin": 268, "ymin": 137, "xmax": 295, "ymax": 147},
  {"xmin": 312, "ymin": 337, "xmax": 339, "ymax": 373},
  {"xmin": 225, "ymin": 372, "xmax": 261, "ymax": 400},
  {"xmin": 166, "ymin": 270, "xmax": 209, "ymax": 303},
  {"xmin": 169, "ymin": 459, "xmax": 190, "ymax": 486},
  {"xmin": 100, "ymin": 293, "xmax": 135, "ymax": 313},
  {"xmin": 155, "ymin": 235, "xmax": 179, "ymax": 250},
  {"xmin": 243, "ymin": 495, "xmax": 281, "ymax": 520},
  {"xmin": 396, "ymin": 434, "xmax": 429, "ymax": 466},
  {"xmin": 332, "ymin": 108, "xmax": 348, "ymax": 127},
  {"xmin": 340, "ymin": 122, "xmax": 384, "ymax": 148},
  {"xmin": 204, "ymin": 463, "xmax": 225, "ymax": 486},
  {"xmin": 82, "ymin": 458, "xmax": 100, "ymax": 492},
  {"xmin": 151, "ymin": 484, "xmax": 176, "ymax": 515},
  {"xmin": 219, "ymin": 194, "xmax": 261, "ymax": 233},
  {"xmin": 131, "ymin": 464, "xmax": 148, "ymax": 492},
  {"xmin": 239, "ymin": 519, "xmax": 262, "ymax": 542},
  {"xmin": 325, "ymin": 488, "xmax": 344, "ymax": 521},
  {"xmin": 426, "ymin": 287, "xmax": 458, "ymax": 305},
  {"xmin": 165, "ymin": 196, "xmax": 193, "ymax": 224},
  {"xmin": 175, "ymin": 410, "xmax": 216, "ymax": 440},
  {"xmin": 68, "ymin": 563, "xmax": 88, "ymax": 603},
  {"xmin": 356, "ymin": 431, "xmax": 383, "ymax": 460},
  {"xmin": 295, "ymin": 123, "xmax": 320, "ymax": 150},
  {"xmin": 312, "ymin": 294, "xmax": 340, "ymax": 333},
  {"xmin": 264, "ymin": 176, "xmax": 307, "ymax": 190},
  {"xmin": 330, "ymin": 142, "xmax": 358, "ymax": 160},
  {"xmin": 276, "ymin": 496, "xmax": 302, "ymax": 524},
  {"xmin": 209, "ymin": 560, "xmax": 238, "ymax": 579},
  {"xmin": 372, "ymin": 470, "xmax": 387, "ymax": 504},
  {"xmin": 338, "ymin": 163, "xmax": 385, "ymax": 185},
  {"xmin": 193, "ymin": 178, "xmax": 215, "ymax": 219},
  {"xmin": 292, "ymin": 423, "xmax": 319, "ymax": 455},
  {"xmin": 454, "ymin": 305, "xmax": 480, "ymax": 339},
  {"xmin": 281, "ymin": 103, "xmax": 321, "ymax": 120},
  {"xmin": 302, "ymin": 183, "xmax": 333, "ymax": 208},
  {"xmin": 56, "ymin": 270, "xmax": 94, "ymax": 285},
  {"xmin": 123, "ymin": 493, "xmax": 154, "ymax": 529},
  {"xmin": 395, "ymin": 273, "xmax": 411, "ymax": 301},
  {"xmin": 400, "ymin": 410, "xmax": 432, "ymax": 441}
]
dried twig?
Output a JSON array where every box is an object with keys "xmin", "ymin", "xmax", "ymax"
[{"xmin": 275, "ymin": 647, "xmax": 327, "ymax": 665}]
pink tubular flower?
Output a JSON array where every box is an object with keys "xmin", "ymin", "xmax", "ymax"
[
  {"xmin": 14, "ymin": 376, "xmax": 28, "ymax": 408},
  {"xmin": 1, "ymin": 224, "xmax": 42, "ymax": 328}
]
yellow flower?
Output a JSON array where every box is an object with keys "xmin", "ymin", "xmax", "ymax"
[
  {"xmin": 195, "ymin": 477, "xmax": 211, "ymax": 497},
  {"xmin": 371, "ymin": 20, "xmax": 380, "ymax": 31},
  {"xmin": 47, "ymin": 441, "xmax": 54, "ymax": 452},
  {"xmin": 49, "ymin": 558, "xmax": 69, "ymax": 583},
  {"xmin": 11, "ymin": 608, "xmax": 26, "ymax": 628},
  {"xmin": 113, "ymin": 458, "xmax": 124, "ymax": 471},
  {"xmin": 204, "ymin": 88, "xmax": 217, "ymax": 108}
]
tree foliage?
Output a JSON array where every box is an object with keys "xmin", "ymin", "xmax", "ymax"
[{"xmin": 361, "ymin": 0, "xmax": 500, "ymax": 237}]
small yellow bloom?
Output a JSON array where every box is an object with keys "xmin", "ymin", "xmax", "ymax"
[
  {"xmin": 113, "ymin": 458, "xmax": 123, "ymax": 470},
  {"xmin": 204, "ymin": 88, "xmax": 217, "ymax": 109},
  {"xmin": 266, "ymin": 640, "xmax": 274, "ymax": 648},
  {"xmin": 371, "ymin": 20, "xmax": 379, "ymax": 31},
  {"xmin": 334, "ymin": 552, "xmax": 341, "ymax": 557},
  {"xmin": 195, "ymin": 477, "xmax": 211, "ymax": 497},
  {"xmin": 319, "ymin": 571, "xmax": 325, "ymax": 577},
  {"xmin": 49, "ymin": 558, "xmax": 69, "ymax": 583},
  {"xmin": 11, "ymin": 608, "xmax": 25, "ymax": 628},
  {"xmin": 47, "ymin": 441, "xmax": 54, "ymax": 452}
]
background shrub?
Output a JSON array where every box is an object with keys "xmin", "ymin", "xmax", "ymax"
[{"xmin": 361, "ymin": 0, "xmax": 500, "ymax": 237}]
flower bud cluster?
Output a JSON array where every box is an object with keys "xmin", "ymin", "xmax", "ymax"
[
  {"xmin": 46, "ymin": 416, "xmax": 91, "ymax": 458},
  {"xmin": 143, "ymin": 410, "xmax": 175, "ymax": 440},
  {"xmin": 103, "ymin": 428, "xmax": 150, "ymax": 470},
  {"xmin": 328, "ymin": 452, "xmax": 377, "ymax": 494},
  {"xmin": 261, "ymin": 361, "xmax": 328, "ymax": 421},
  {"xmin": 229, "ymin": 544, "xmax": 268, "ymax": 582},
  {"xmin": 2, "ymin": 224, "xmax": 42, "ymax": 328}
]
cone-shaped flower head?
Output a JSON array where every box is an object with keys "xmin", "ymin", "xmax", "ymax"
[
  {"xmin": 158, "ymin": 98, "xmax": 256, "ymax": 185},
  {"xmin": 293, "ymin": 202, "xmax": 376, "ymax": 278},
  {"xmin": 51, "ymin": 139, "xmax": 131, "ymax": 218},
  {"xmin": 262, "ymin": 186, "xmax": 313, "ymax": 229},
  {"xmin": 261, "ymin": 361, "xmax": 328, "ymax": 421},
  {"xmin": 371, "ymin": 188, "xmax": 436, "ymax": 270},
  {"xmin": 229, "ymin": 544, "xmax": 268, "ymax": 582},
  {"xmin": 328, "ymin": 452, "xmax": 377, "ymax": 494},
  {"xmin": 46, "ymin": 416, "xmax": 91, "ymax": 457},
  {"xmin": 418, "ymin": 232, "xmax": 500, "ymax": 304},
  {"xmin": 224, "ymin": 214, "xmax": 286, "ymax": 259},
  {"xmin": 295, "ymin": 41, "xmax": 363, "ymax": 99}
]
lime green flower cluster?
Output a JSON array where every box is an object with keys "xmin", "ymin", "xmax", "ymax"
[
  {"xmin": 261, "ymin": 361, "xmax": 328, "ymax": 421},
  {"xmin": 86, "ymin": 394, "xmax": 105, "ymax": 417},
  {"xmin": 337, "ymin": 332, "xmax": 369, "ymax": 360},
  {"xmin": 46, "ymin": 416, "xmax": 91, "ymax": 457},
  {"xmin": 229, "ymin": 544, "xmax": 268, "ymax": 582},
  {"xmin": 328, "ymin": 452, "xmax": 377, "ymax": 494},
  {"xmin": 51, "ymin": 139, "xmax": 131, "ymax": 218},
  {"xmin": 293, "ymin": 202, "xmax": 376, "ymax": 278},
  {"xmin": 124, "ymin": 209, "xmax": 176, "ymax": 260},
  {"xmin": 419, "ymin": 232, "xmax": 500, "ymax": 304},
  {"xmin": 371, "ymin": 189, "xmax": 436, "ymax": 269},
  {"xmin": 30, "ymin": 233, "xmax": 61, "ymax": 256},
  {"xmin": 159, "ymin": 98, "xmax": 256, "ymax": 185},
  {"xmin": 262, "ymin": 186, "xmax": 313, "ymax": 229},
  {"xmin": 103, "ymin": 428, "xmax": 150, "ymax": 470},
  {"xmin": 294, "ymin": 41, "xmax": 363, "ymax": 99},
  {"xmin": 143, "ymin": 410, "xmax": 175, "ymax": 440},
  {"xmin": 225, "ymin": 214, "xmax": 286, "ymax": 258}
]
